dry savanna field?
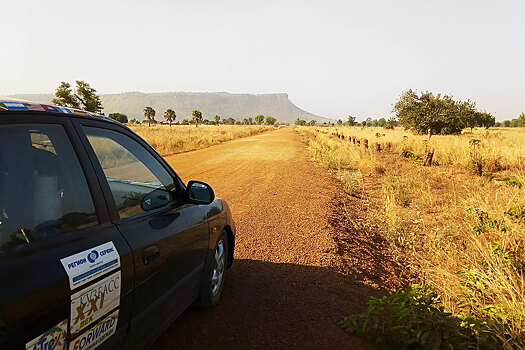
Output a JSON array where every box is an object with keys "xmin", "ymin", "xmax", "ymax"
[
  {"xmin": 298, "ymin": 126, "xmax": 525, "ymax": 348},
  {"xmin": 133, "ymin": 123, "xmax": 525, "ymax": 348},
  {"xmin": 128, "ymin": 124, "xmax": 273, "ymax": 156}
]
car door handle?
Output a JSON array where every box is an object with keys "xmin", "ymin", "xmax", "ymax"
[{"xmin": 142, "ymin": 245, "xmax": 160, "ymax": 265}]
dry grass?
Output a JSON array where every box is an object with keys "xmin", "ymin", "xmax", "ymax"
[
  {"xmin": 322, "ymin": 126, "xmax": 525, "ymax": 172},
  {"xmin": 129, "ymin": 124, "xmax": 273, "ymax": 156},
  {"xmin": 299, "ymin": 126, "xmax": 525, "ymax": 347}
]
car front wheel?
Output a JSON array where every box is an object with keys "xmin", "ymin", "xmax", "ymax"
[{"xmin": 197, "ymin": 230, "xmax": 228, "ymax": 308}]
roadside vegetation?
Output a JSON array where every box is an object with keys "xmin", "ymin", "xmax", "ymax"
[
  {"xmin": 129, "ymin": 124, "xmax": 272, "ymax": 156},
  {"xmin": 300, "ymin": 125, "xmax": 525, "ymax": 348},
  {"xmin": 297, "ymin": 89, "xmax": 525, "ymax": 349}
]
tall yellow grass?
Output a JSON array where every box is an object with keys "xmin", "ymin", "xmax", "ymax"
[
  {"xmin": 324, "ymin": 126, "xmax": 525, "ymax": 172},
  {"xmin": 129, "ymin": 124, "xmax": 272, "ymax": 156},
  {"xmin": 299, "ymin": 126, "xmax": 525, "ymax": 347}
]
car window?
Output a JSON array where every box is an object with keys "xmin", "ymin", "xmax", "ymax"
[
  {"xmin": 0, "ymin": 124, "xmax": 98, "ymax": 250},
  {"xmin": 83, "ymin": 126, "xmax": 178, "ymax": 219}
]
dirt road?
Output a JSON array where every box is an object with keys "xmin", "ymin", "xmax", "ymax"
[{"xmin": 150, "ymin": 128, "xmax": 400, "ymax": 349}]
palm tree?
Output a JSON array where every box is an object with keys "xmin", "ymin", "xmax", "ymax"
[
  {"xmin": 143, "ymin": 107, "xmax": 156, "ymax": 127},
  {"xmin": 164, "ymin": 109, "xmax": 176, "ymax": 127},
  {"xmin": 192, "ymin": 110, "xmax": 203, "ymax": 127}
]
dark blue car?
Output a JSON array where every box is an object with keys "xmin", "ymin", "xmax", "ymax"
[{"xmin": 0, "ymin": 100, "xmax": 235, "ymax": 350}]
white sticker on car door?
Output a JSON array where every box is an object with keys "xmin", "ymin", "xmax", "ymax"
[
  {"xmin": 70, "ymin": 271, "xmax": 121, "ymax": 334},
  {"xmin": 25, "ymin": 319, "xmax": 68, "ymax": 350},
  {"xmin": 60, "ymin": 242, "xmax": 120, "ymax": 289},
  {"xmin": 69, "ymin": 310, "xmax": 119, "ymax": 350}
]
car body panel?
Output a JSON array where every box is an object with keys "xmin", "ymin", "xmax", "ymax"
[{"xmin": 0, "ymin": 105, "xmax": 235, "ymax": 350}]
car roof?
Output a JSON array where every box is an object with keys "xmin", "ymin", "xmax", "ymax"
[{"xmin": 0, "ymin": 99, "xmax": 116, "ymax": 123}]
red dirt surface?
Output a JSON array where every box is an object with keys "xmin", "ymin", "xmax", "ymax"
[{"xmin": 149, "ymin": 128, "xmax": 402, "ymax": 349}]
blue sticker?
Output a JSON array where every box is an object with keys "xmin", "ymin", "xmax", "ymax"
[{"xmin": 3, "ymin": 101, "xmax": 28, "ymax": 111}]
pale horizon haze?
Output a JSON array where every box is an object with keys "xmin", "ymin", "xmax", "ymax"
[{"xmin": 1, "ymin": 0, "xmax": 523, "ymax": 121}]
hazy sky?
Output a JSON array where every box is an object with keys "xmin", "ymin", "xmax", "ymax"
[{"xmin": 1, "ymin": 0, "xmax": 523, "ymax": 121}]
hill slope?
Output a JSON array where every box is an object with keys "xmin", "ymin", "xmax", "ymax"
[{"xmin": 8, "ymin": 91, "xmax": 329, "ymax": 123}]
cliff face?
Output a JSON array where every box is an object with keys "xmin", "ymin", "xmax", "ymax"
[{"xmin": 8, "ymin": 91, "xmax": 329, "ymax": 123}]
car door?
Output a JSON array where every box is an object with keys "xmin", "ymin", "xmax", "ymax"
[
  {"xmin": 72, "ymin": 120, "xmax": 210, "ymax": 350},
  {"xmin": 0, "ymin": 114, "xmax": 133, "ymax": 350}
]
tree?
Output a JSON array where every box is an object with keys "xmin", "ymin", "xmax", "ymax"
[
  {"xmin": 308, "ymin": 120, "xmax": 317, "ymax": 126},
  {"xmin": 347, "ymin": 115, "xmax": 357, "ymax": 126},
  {"xmin": 518, "ymin": 113, "xmax": 525, "ymax": 127},
  {"xmin": 336, "ymin": 119, "xmax": 343, "ymax": 125},
  {"xmin": 52, "ymin": 80, "xmax": 103, "ymax": 113},
  {"xmin": 143, "ymin": 107, "xmax": 156, "ymax": 126},
  {"xmin": 378, "ymin": 118, "xmax": 387, "ymax": 127},
  {"xmin": 164, "ymin": 109, "xmax": 176, "ymax": 127},
  {"xmin": 226, "ymin": 117, "xmax": 236, "ymax": 125},
  {"xmin": 75, "ymin": 80, "xmax": 103, "ymax": 113},
  {"xmin": 129, "ymin": 118, "xmax": 139, "ymax": 124},
  {"xmin": 52, "ymin": 81, "xmax": 80, "ymax": 108},
  {"xmin": 477, "ymin": 112, "xmax": 495, "ymax": 129},
  {"xmin": 503, "ymin": 120, "xmax": 511, "ymax": 127},
  {"xmin": 294, "ymin": 118, "xmax": 306, "ymax": 126},
  {"xmin": 248, "ymin": 117, "xmax": 253, "ymax": 125},
  {"xmin": 192, "ymin": 110, "xmax": 203, "ymax": 127},
  {"xmin": 254, "ymin": 115, "xmax": 265, "ymax": 125},
  {"xmin": 214, "ymin": 115, "xmax": 221, "ymax": 125},
  {"xmin": 108, "ymin": 113, "xmax": 128, "ymax": 123},
  {"xmin": 265, "ymin": 116, "xmax": 276, "ymax": 125},
  {"xmin": 394, "ymin": 89, "xmax": 474, "ymax": 137},
  {"xmin": 384, "ymin": 117, "xmax": 397, "ymax": 129}
]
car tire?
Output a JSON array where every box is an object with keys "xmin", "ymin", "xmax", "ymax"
[{"xmin": 196, "ymin": 230, "xmax": 228, "ymax": 308}]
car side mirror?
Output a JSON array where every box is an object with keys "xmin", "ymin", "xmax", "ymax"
[
  {"xmin": 186, "ymin": 180, "xmax": 215, "ymax": 205},
  {"xmin": 141, "ymin": 188, "xmax": 173, "ymax": 211}
]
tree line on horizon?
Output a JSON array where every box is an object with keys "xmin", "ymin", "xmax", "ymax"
[{"xmin": 52, "ymin": 82, "xmax": 524, "ymax": 130}]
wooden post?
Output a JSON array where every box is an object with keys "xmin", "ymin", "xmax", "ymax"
[
  {"xmin": 423, "ymin": 149, "xmax": 434, "ymax": 166},
  {"xmin": 341, "ymin": 135, "xmax": 345, "ymax": 140},
  {"xmin": 352, "ymin": 137, "xmax": 356, "ymax": 144},
  {"xmin": 470, "ymin": 161, "xmax": 482, "ymax": 176},
  {"xmin": 357, "ymin": 140, "xmax": 361, "ymax": 146},
  {"xmin": 364, "ymin": 139, "xmax": 369, "ymax": 149},
  {"xmin": 375, "ymin": 143, "xmax": 381, "ymax": 152}
]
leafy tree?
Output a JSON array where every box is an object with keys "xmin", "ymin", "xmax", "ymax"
[
  {"xmin": 336, "ymin": 119, "xmax": 343, "ymax": 125},
  {"xmin": 192, "ymin": 110, "xmax": 203, "ymax": 127},
  {"xmin": 248, "ymin": 117, "xmax": 253, "ymax": 125},
  {"xmin": 143, "ymin": 106, "xmax": 156, "ymax": 127},
  {"xmin": 384, "ymin": 117, "xmax": 397, "ymax": 129},
  {"xmin": 75, "ymin": 80, "xmax": 103, "ymax": 113},
  {"xmin": 129, "ymin": 118, "xmax": 139, "ymax": 124},
  {"xmin": 108, "ymin": 113, "xmax": 128, "ymax": 124},
  {"xmin": 477, "ymin": 111, "xmax": 495, "ymax": 129},
  {"xmin": 503, "ymin": 120, "xmax": 511, "ymax": 127},
  {"xmin": 308, "ymin": 120, "xmax": 317, "ymax": 126},
  {"xmin": 52, "ymin": 80, "xmax": 103, "ymax": 113},
  {"xmin": 347, "ymin": 115, "xmax": 357, "ymax": 126},
  {"xmin": 52, "ymin": 81, "xmax": 81, "ymax": 108},
  {"xmin": 510, "ymin": 119, "xmax": 520, "ymax": 127},
  {"xmin": 265, "ymin": 116, "xmax": 276, "ymax": 125},
  {"xmin": 518, "ymin": 113, "xmax": 525, "ymax": 127},
  {"xmin": 164, "ymin": 109, "xmax": 176, "ymax": 127},
  {"xmin": 226, "ymin": 117, "xmax": 236, "ymax": 125},
  {"xmin": 378, "ymin": 118, "xmax": 387, "ymax": 127},
  {"xmin": 394, "ymin": 89, "xmax": 475, "ymax": 137},
  {"xmin": 295, "ymin": 118, "xmax": 306, "ymax": 126},
  {"xmin": 254, "ymin": 115, "xmax": 265, "ymax": 125},
  {"xmin": 214, "ymin": 115, "xmax": 221, "ymax": 125},
  {"xmin": 361, "ymin": 121, "xmax": 367, "ymax": 127},
  {"xmin": 182, "ymin": 119, "xmax": 190, "ymax": 125}
]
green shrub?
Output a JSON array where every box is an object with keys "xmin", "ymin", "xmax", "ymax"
[{"xmin": 338, "ymin": 285, "xmax": 499, "ymax": 350}]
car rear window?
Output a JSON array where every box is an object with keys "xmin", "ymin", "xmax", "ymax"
[{"xmin": 0, "ymin": 124, "xmax": 98, "ymax": 250}]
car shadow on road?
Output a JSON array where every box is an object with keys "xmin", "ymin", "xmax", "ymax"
[{"xmin": 150, "ymin": 259, "xmax": 383, "ymax": 350}]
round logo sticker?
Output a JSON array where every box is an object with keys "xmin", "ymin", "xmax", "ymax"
[{"xmin": 87, "ymin": 250, "xmax": 99, "ymax": 263}]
